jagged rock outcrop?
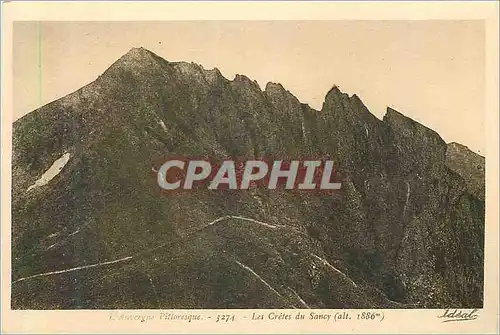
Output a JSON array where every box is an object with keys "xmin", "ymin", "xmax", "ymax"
[
  {"xmin": 11, "ymin": 47, "xmax": 484, "ymax": 309},
  {"xmin": 446, "ymin": 142, "xmax": 485, "ymax": 201}
]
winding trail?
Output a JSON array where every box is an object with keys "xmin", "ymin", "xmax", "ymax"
[
  {"xmin": 13, "ymin": 256, "xmax": 133, "ymax": 284},
  {"xmin": 311, "ymin": 253, "xmax": 359, "ymax": 288},
  {"xmin": 234, "ymin": 260, "xmax": 284, "ymax": 301},
  {"xmin": 13, "ymin": 215, "xmax": 290, "ymax": 284}
]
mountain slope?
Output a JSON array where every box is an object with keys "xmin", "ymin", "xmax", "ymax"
[{"xmin": 11, "ymin": 47, "xmax": 484, "ymax": 309}]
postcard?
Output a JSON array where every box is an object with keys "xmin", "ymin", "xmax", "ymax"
[{"xmin": 1, "ymin": 1, "xmax": 498, "ymax": 334}]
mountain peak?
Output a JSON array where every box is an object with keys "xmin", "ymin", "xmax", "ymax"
[
  {"xmin": 99, "ymin": 47, "xmax": 169, "ymax": 83},
  {"xmin": 322, "ymin": 85, "xmax": 354, "ymax": 108},
  {"xmin": 384, "ymin": 106, "xmax": 446, "ymax": 145},
  {"xmin": 448, "ymin": 141, "xmax": 473, "ymax": 153},
  {"xmin": 105, "ymin": 47, "xmax": 163, "ymax": 72},
  {"xmin": 325, "ymin": 84, "xmax": 346, "ymax": 98},
  {"xmin": 123, "ymin": 47, "xmax": 158, "ymax": 59},
  {"xmin": 265, "ymin": 81, "xmax": 286, "ymax": 96}
]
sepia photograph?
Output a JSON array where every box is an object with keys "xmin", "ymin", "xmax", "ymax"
[{"xmin": 1, "ymin": 2, "xmax": 499, "ymax": 334}]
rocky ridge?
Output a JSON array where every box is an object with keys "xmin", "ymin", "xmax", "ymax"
[{"xmin": 11, "ymin": 47, "xmax": 484, "ymax": 309}]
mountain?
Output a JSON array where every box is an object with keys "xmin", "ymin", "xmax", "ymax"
[{"xmin": 11, "ymin": 47, "xmax": 484, "ymax": 309}]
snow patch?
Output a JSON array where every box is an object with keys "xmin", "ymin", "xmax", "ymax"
[
  {"xmin": 301, "ymin": 119, "xmax": 307, "ymax": 143},
  {"xmin": 26, "ymin": 153, "xmax": 71, "ymax": 192},
  {"xmin": 402, "ymin": 181, "xmax": 411, "ymax": 217},
  {"xmin": 157, "ymin": 119, "xmax": 168, "ymax": 133}
]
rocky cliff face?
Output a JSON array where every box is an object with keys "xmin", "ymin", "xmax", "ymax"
[{"xmin": 11, "ymin": 47, "xmax": 484, "ymax": 309}]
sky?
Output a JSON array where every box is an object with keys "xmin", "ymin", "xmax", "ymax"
[{"xmin": 13, "ymin": 21, "xmax": 485, "ymax": 153}]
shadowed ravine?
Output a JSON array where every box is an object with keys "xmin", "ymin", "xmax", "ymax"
[{"xmin": 11, "ymin": 47, "xmax": 484, "ymax": 309}]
